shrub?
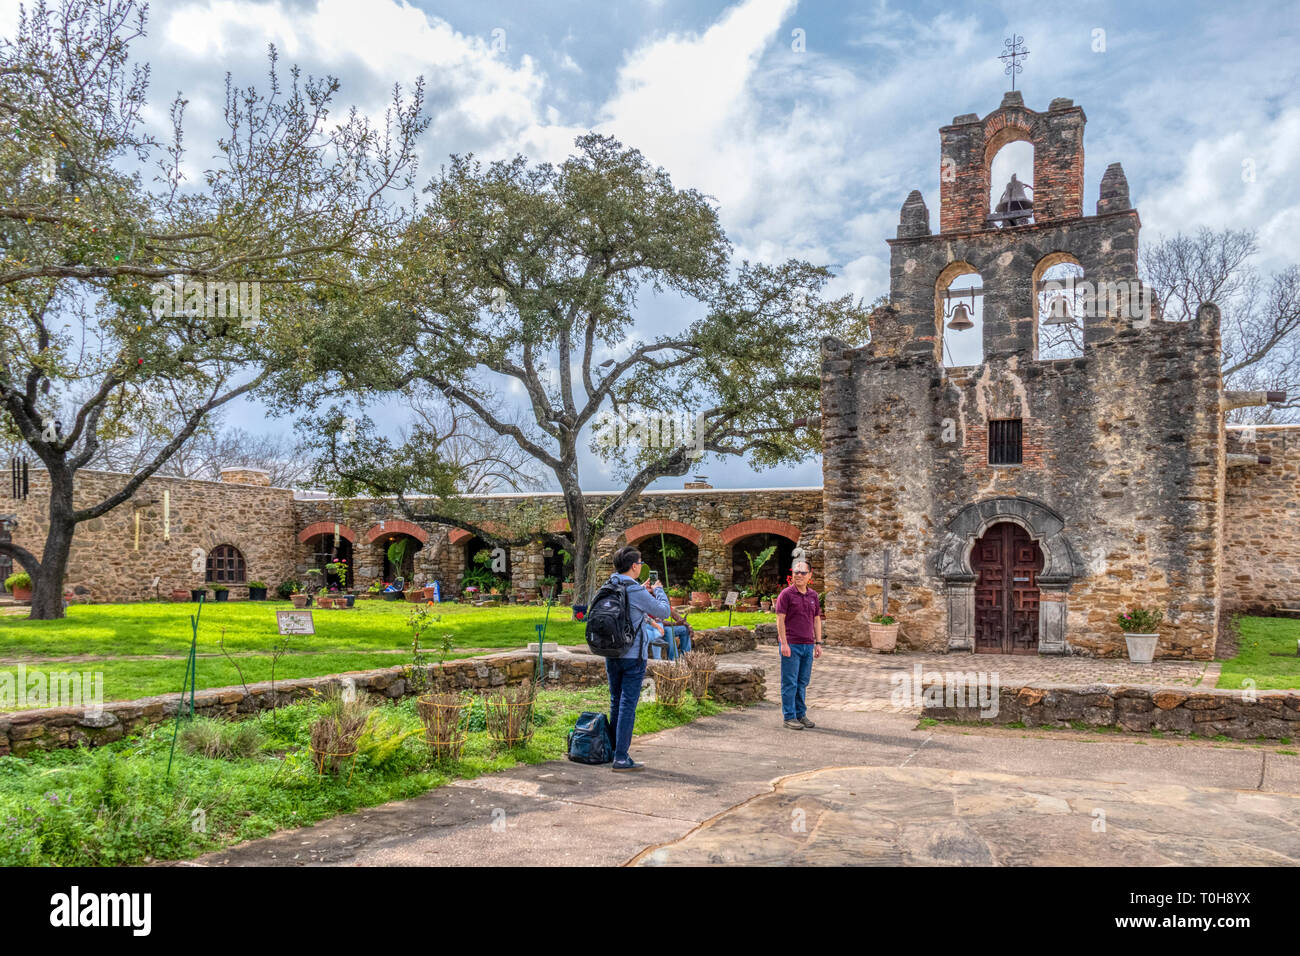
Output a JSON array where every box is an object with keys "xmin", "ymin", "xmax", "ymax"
[
  {"xmin": 247, "ymin": 580, "xmax": 268, "ymax": 589},
  {"xmin": 687, "ymin": 568, "xmax": 719, "ymax": 594},
  {"xmin": 870, "ymin": 614, "xmax": 897, "ymax": 625},
  {"xmin": 179, "ymin": 717, "xmax": 266, "ymax": 759},
  {"xmin": 5, "ymin": 571, "xmax": 31, "ymax": 591},
  {"xmin": 1117, "ymin": 608, "xmax": 1164, "ymax": 633},
  {"xmin": 308, "ymin": 690, "xmax": 371, "ymax": 774},
  {"xmin": 276, "ymin": 580, "xmax": 300, "ymax": 600}
]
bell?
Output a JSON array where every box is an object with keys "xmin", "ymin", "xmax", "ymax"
[
  {"xmin": 1042, "ymin": 296, "xmax": 1075, "ymax": 326},
  {"xmin": 947, "ymin": 302, "xmax": 974, "ymax": 331}
]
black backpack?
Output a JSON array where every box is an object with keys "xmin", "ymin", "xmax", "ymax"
[
  {"xmin": 584, "ymin": 578, "xmax": 636, "ymax": 657},
  {"xmin": 566, "ymin": 711, "xmax": 614, "ymax": 764}
]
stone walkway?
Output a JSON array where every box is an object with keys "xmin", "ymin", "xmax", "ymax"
[{"xmin": 727, "ymin": 647, "xmax": 1215, "ymax": 715}]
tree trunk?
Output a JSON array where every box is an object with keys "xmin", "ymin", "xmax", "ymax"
[{"xmin": 29, "ymin": 468, "xmax": 77, "ymax": 620}]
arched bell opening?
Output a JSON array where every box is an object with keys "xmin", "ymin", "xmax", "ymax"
[
  {"xmin": 936, "ymin": 262, "xmax": 985, "ymax": 368},
  {"xmin": 1034, "ymin": 254, "xmax": 1085, "ymax": 360},
  {"xmin": 987, "ymin": 138, "xmax": 1034, "ymax": 228}
]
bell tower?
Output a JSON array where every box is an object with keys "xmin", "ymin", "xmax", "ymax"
[{"xmin": 882, "ymin": 91, "xmax": 1140, "ymax": 361}]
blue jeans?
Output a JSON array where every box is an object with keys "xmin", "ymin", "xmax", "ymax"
[
  {"xmin": 780, "ymin": 644, "xmax": 814, "ymax": 720},
  {"xmin": 606, "ymin": 656, "xmax": 646, "ymax": 763},
  {"xmin": 648, "ymin": 625, "xmax": 692, "ymax": 659}
]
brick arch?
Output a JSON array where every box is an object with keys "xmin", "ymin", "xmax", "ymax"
[
  {"xmin": 363, "ymin": 519, "xmax": 429, "ymax": 545},
  {"xmin": 297, "ymin": 521, "xmax": 357, "ymax": 545},
  {"xmin": 447, "ymin": 528, "xmax": 473, "ymax": 546},
  {"xmin": 548, "ymin": 518, "xmax": 571, "ymax": 533},
  {"xmin": 719, "ymin": 519, "xmax": 802, "ymax": 547},
  {"xmin": 622, "ymin": 519, "xmax": 702, "ymax": 547}
]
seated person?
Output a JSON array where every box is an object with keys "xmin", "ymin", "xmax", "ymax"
[{"xmin": 646, "ymin": 607, "xmax": 693, "ymax": 660}]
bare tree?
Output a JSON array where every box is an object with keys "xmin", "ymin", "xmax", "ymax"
[{"xmin": 1142, "ymin": 228, "xmax": 1300, "ymax": 422}]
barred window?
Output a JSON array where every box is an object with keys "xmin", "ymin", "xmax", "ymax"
[
  {"xmin": 206, "ymin": 544, "xmax": 246, "ymax": 584},
  {"xmin": 988, "ymin": 419, "xmax": 1023, "ymax": 465}
]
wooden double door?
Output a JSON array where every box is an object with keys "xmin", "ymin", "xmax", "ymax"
[{"xmin": 973, "ymin": 522, "xmax": 1043, "ymax": 655}]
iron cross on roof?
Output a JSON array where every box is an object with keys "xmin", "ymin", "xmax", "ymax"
[{"xmin": 999, "ymin": 34, "xmax": 1029, "ymax": 91}]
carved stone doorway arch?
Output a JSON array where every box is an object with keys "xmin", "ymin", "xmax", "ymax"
[{"xmin": 934, "ymin": 497, "xmax": 1085, "ymax": 654}]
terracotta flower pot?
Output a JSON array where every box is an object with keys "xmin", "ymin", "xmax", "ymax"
[
  {"xmin": 12, "ymin": 586, "xmax": 32, "ymax": 602},
  {"xmin": 711, "ymin": 598, "xmax": 723, "ymax": 610},
  {"xmin": 669, "ymin": 596, "xmax": 686, "ymax": 607},
  {"xmin": 290, "ymin": 593, "xmax": 309, "ymax": 609},
  {"xmin": 170, "ymin": 588, "xmax": 190, "ymax": 602},
  {"xmin": 761, "ymin": 600, "xmax": 772, "ymax": 612},
  {"xmin": 690, "ymin": 591, "xmax": 711, "ymax": 605},
  {"xmin": 868, "ymin": 622, "xmax": 899, "ymax": 652}
]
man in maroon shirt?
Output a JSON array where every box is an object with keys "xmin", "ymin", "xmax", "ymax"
[{"xmin": 774, "ymin": 558, "xmax": 822, "ymax": 729}]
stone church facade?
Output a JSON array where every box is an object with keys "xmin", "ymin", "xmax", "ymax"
[{"xmin": 820, "ymin": 92, "xmax": 1291, "ymax": 660}]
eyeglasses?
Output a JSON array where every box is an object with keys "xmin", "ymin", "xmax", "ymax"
[{"xmin": 791, "ymin": 570, "xmax": 810, "ymax": 575}]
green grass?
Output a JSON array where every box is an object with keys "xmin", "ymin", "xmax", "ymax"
[
  {"xmin": 1218, "ymin": 616, "xmax": 1300, "ymax": 690},
  {"xmin": 0, "ymin": 600, "xmax": 774, "ymax": 705},
  {"xmin": 0, "ymin": 686, "xmax": 727, "ymax": 866}
]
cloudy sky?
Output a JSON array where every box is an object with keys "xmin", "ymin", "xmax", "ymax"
[{"xmin": 8, "ymin": 0, "xmax": 1298, "ymax": 490}]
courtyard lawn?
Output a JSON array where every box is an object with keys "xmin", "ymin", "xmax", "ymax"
[
  {"xmin": 1218, "ymin": 616, "xmax": 1300, "ymax": 691},
  {"xmin": 0, "ymin": 600, "xmax": 774, "ymax": 706},
  {"xmin": 0, "ymin": 687, "xmax": 725, "ymax": 866}
]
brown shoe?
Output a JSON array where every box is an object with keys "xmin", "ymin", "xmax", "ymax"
[
  {"xmin": 783, "ymin": 719, "xmax": 805, "ymax": 730},
  {"xmin": 797, "ymin": 716, "xmax": 815, "ymax": 728}
]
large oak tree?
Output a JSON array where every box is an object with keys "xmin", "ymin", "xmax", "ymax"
[
  {"xmin": 287, "ymin": 133, "xmax": 870, "ymax": 601},
  {"xmin": 0, "ymin": 0, "xmax": 425, "ymax": 616}
]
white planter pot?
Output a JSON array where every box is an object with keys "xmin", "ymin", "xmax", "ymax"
[{"xmin": 1124, "ymin": 633, "xmax": 1158, "ymax": 663}]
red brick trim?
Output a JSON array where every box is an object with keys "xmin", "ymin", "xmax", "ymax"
[
  {"xmin": 622, "ymin": 519, "xmax": 702, "ymax": 547},
  {"xmin": 719, "ymin": 519, "xmax": 801, "ymax": 547},
  {"xmin": 448, "ymin": 528, "xmax": 472, "ymax": 546},
  {"xmin": 548, "ymin": 518, "xmax": 571, "ymax": 533},
  {"xmin": 297, "ymin": 521, "xmax": 357, "ymax": 544},
  {"xmin": 363, "ymin": 520, "xmax": 429, "ymax": 545}
]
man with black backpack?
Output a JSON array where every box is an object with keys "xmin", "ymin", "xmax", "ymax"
[{"xmin": 588, "ymin": 546, "xmax": 670, "ymax": 771}]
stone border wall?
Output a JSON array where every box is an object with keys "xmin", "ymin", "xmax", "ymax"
[
  {"xmin": 1, "ymin": 637, "xmax": 766, "ymax": 756},
  {"xmin": 924, "ymin": 683, "xmax": 1300, "ymax": 740}
]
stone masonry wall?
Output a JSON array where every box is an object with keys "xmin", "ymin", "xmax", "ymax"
[
  {"xmin": 7, "ymin": 470, "xmax": 298, "ymax": 603},
  {"xmin": 822, "ymin": 310, "xmax": 1225, "ymax": 660},
  {"xmin": 1223, "ymin": 424, "xmax": 1300, "ymax": 614},
  {"xmin": 925, "ymin": 681, "xmax": 1300, "ymax": 740}
]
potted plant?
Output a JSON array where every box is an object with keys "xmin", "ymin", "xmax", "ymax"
[
  {"xmin": 463, "ymin": 585, "xmax": 479, "ymax": 603},
  {"xmin": 4, "ymin": 571, "xmax": 32, "ymax": 602},
  {"xmin": 191, "ymin": 587, "xmax": 208, "ymax": 602},
  {"xmin": 170, "ymin": 586, "xmax": 190, "ymax": 602},
  {"xmin": 667, "ymin": 585, "xmax": 687, "ymax": 607},
  {"xmin": 247, "ymin": 580, "xmax": 268, "ymax": 601},
  {"xmin": 760, "ymin": 594, "xmax": 774, "ymax": 612},
  {"xmin": 868, "ymin": 613, "xmax": 899, "ymax": 652},
  {"xmin": 277, "ymin": 580, "xmax": 299, "ymax": 601},
  {"xmin": 213, "ymin": 586, "xmax": 230, "ymax": 602},
  {"xmin": 688, "ymin": 568, "xmax": 719, "ymax": 606},
  {"xmin": 1118, "ymin": 608, "xmax": 1163, "ymax": 663}
]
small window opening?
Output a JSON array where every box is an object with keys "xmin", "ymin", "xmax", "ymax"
[{"xmin": 988, "ymin": 419, "xmax": 1022, "ymax": 465}]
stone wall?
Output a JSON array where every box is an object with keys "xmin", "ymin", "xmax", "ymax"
[
  {"xmin": 924, "ymin": 681, "xmax": 1300, "ymax": 740},
  {"xmin": 822, "ymin": 311, "xmax": 1224, "ymax": 659},
  {"xmin": 0, "ymin": 648, "xmax": 767, "ymax": 756},
  {"xmin": 6, "ymin": 470, "xmax": 298, "ymax": 603},
  {"xmin": 1223, "ymin": 424, "xmax": 1300, "ymax": 614}
]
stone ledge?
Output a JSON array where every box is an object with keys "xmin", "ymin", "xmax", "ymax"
[
  {"xmin": 0, "ymin": 644, "xmax": 768, "ymax": 756},
  {"xmin": 924, "ymin": 681, "xmax": 1300, "ymax": 740}
]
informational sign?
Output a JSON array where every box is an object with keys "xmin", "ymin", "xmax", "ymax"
[
  {"xmin": 276, "ymin": 610, "xmax": 315, "ymax": 635},
  {"xmin": 724, "ymin": 590, "xmax": 739, "ymax": 607}
]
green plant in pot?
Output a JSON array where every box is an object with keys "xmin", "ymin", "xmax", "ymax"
[
  {"xmin": 247, "ymin": 580, "xmax": 268, "ymax": 601},
  {"xmin": 1117, "ymin": 607, "xmax": 1163, "ymax": 663},
  {"xmin": 688, "ymin": 568, "xmax": 719, "ymax": 605},
  {"xmin": 277, "ymin": 580, "xmax": 300, "ymax": 600},
  {"xmin": 212, "ymin": 585, "xmax": 230, "ymax": 602},
  {"xmin": 5, "ymin": 571, "xmax": 32, "ymax": 601}
]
